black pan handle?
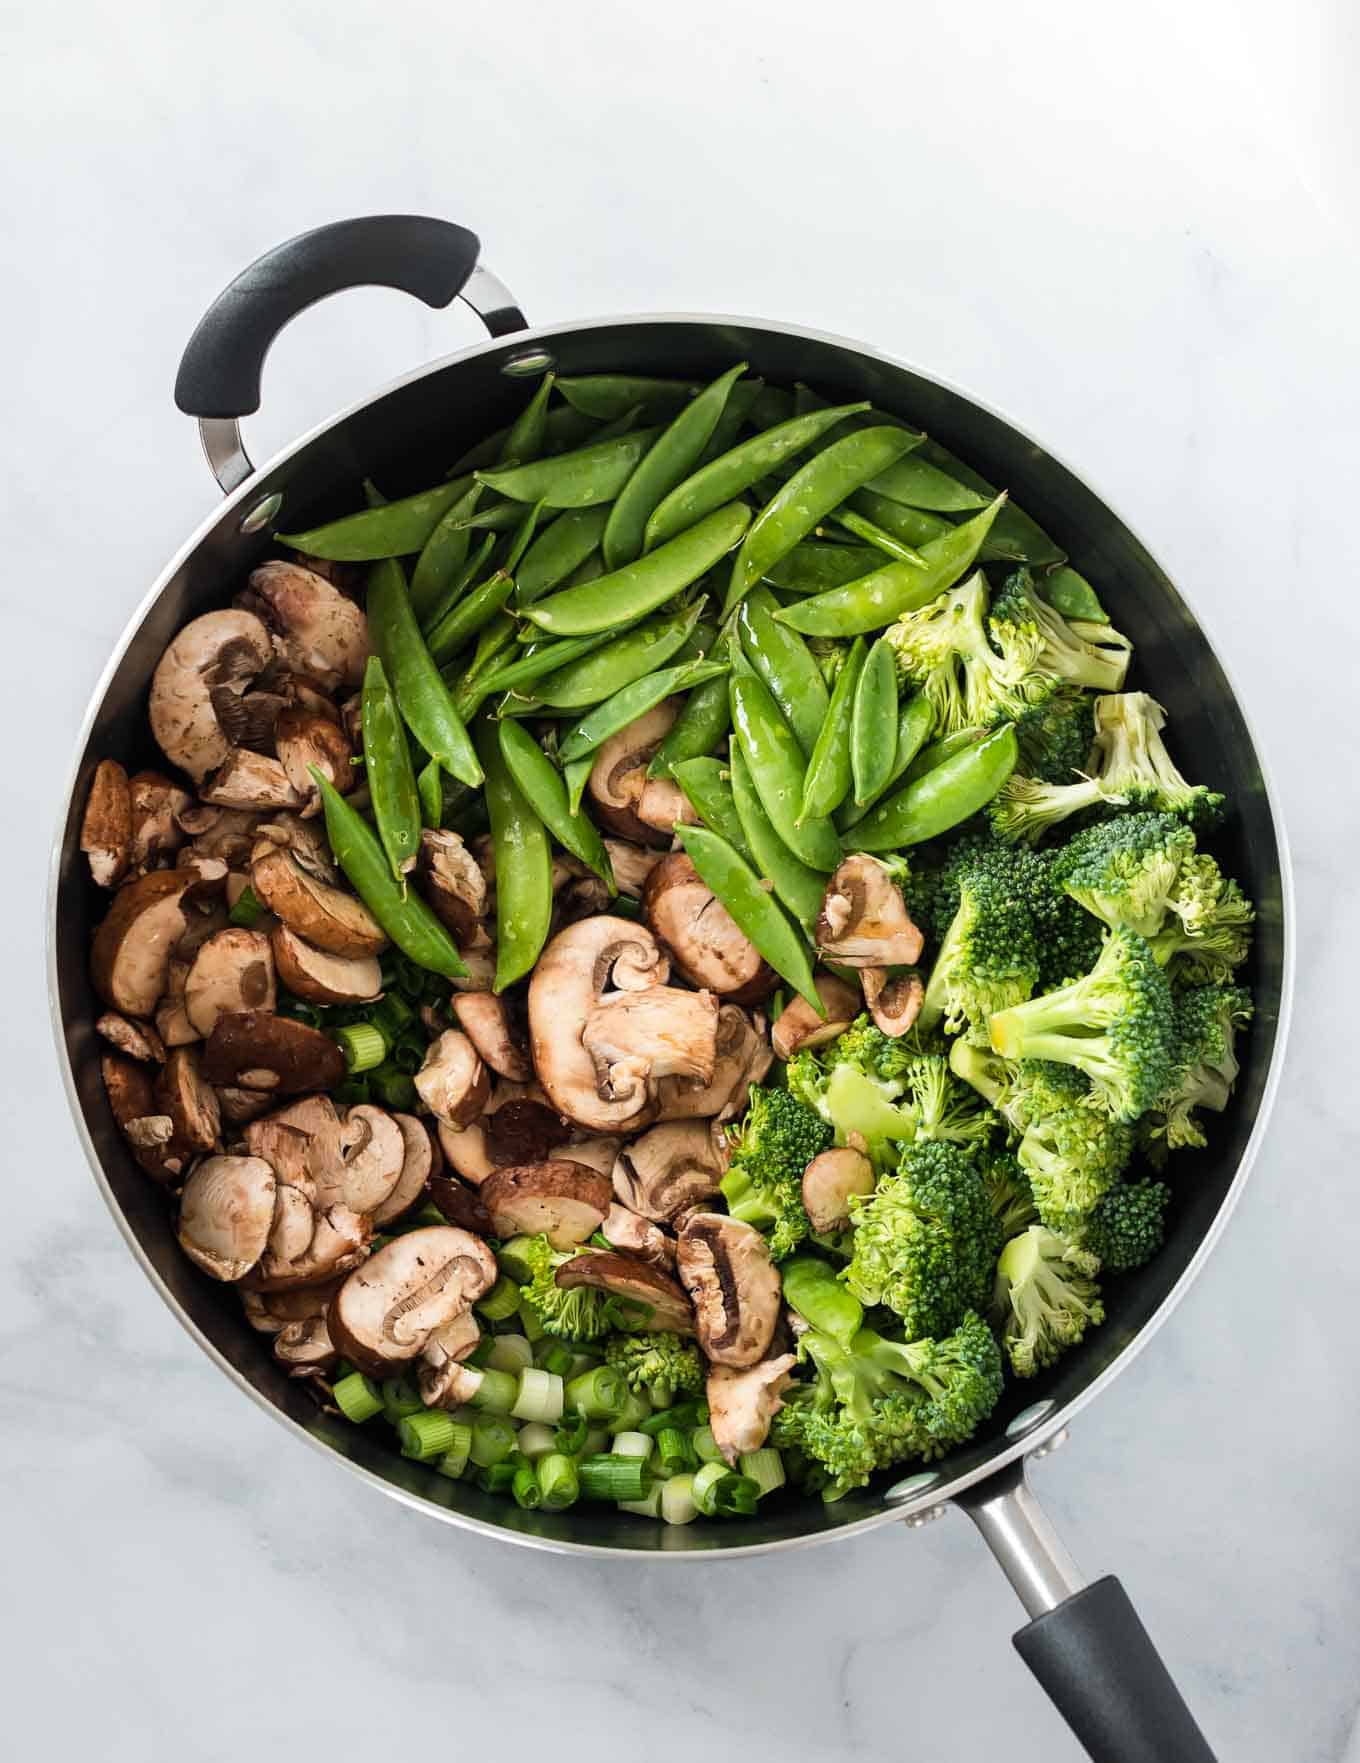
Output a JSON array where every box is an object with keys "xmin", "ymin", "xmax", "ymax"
[
  {"xmin": 956, "ymin": 1458, "xmax": 1216, "ymax": 1762},
  {"xmin": 174, "ymin": 215, "xmax": 526, "ymax": 492}
]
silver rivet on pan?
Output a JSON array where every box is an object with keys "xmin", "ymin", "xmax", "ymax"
[
  {"xmin": 1030, "ymin": 1427, "xmax": 1070, "ymax": 1460},
  {"xmin": 239, "ymin": 492, "xmax": 283, "ymax": 534},
  {"xmin": 885, "ymin": 1469, "xmax": 941, "ymax": 1503},
  {"xmin": 501, "ymin": 348, "xmax": 556, "ymax": 377},
  {"xmin": 1005, "ymin": 1399, "xmax": 1057, "ymax": 1439},
  {"xmin": 901, "ymin": 1504, "xmax": 949, "ymax": 1530}
]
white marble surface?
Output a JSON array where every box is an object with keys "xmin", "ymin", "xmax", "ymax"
[{"xmin": 4, "ymin": 3, "xmax": 1358, "ymax": 1757}]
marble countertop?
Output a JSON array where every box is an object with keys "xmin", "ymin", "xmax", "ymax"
[{"xmin": 6, "ymin": 2, "xmax": 1357, "ymax": 1757}]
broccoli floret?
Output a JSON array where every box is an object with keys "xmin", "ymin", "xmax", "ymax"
[
  {"xmin": 988, "ymin": 770, "xmax": 1118, "ymax": 846},
  {"xmin": 1051, "ymin": 812, "xmax": 1198, "ymax": 937},
  {"xmin": 830, "ymin": 1014, "xmax": 920, "ymax": 1085},
  {"xmin": 603, "ymin": 1331, "xmax": 705, "ymax": 1407},
  {"xmin": 1037, "ymin": 894, "xmax": 1108, "ymax": 991},
  {"xmin": 1016, "ymin": 689, "xmax": 1096, "ymax": 785},
  {"xmin": 989, "ymin": 567, "xmax": 1133, "ymax": 695},
  {"xmin": 988, "ymin": 926, "xmax": 1175, "ymax": 1121},
  {"xmin": 1145, "ymin": 984, "xmax": 1253, "ymax": 1150},
  {"xmin": 885, "ymin": 570, "xmax": 1056, "ymax": 736},
  {"xmin": 920, "ymin": 867, "xmax": 1042, "ymax": 1040},
  {"xmin": 994, "ymin": 1224, "xmax": 1105, "ymax": 1377},
  {"xmin": 845, "ymin": 1138, "xmax": 999, "ymax": 1338},
  {"xmin": 1017, "ymin": 1101, "xmax": 1133, "ymax": 1232},
  {"xmin": 786, "ymin": 1020, "xmax": 921, "ymax": 1162},
  {"xmin": 517, "ymin": 1235, "xmax": 614, "ymax": 1340},
  {"xmin": 1148, "ymin": 858, "xmax": 1254, "ymax": 984},
  {"xmin": 981, "ymin": 1146, "xmax": 1039, "ymax": 1236},
  {"xmin": 720, "ymin": 1085, "xmax": 831, "ymax": 1259},
  {"xmin": 1078, "ymin": 1179, "xmax": 1170, "ymax": 1272},
  {"xmin": 903, "ymin": 1054, "xmax": 997, "ymax": 1148}
]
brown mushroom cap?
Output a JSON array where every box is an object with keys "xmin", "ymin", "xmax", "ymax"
[
  {"xmin": 772, "ymin": 973, "xmax": 862, "ymax": 1061},
  {"xmin": 602, "ymin": 1202, "xmax": 675, "ymax": 1268},
  {"xmin": 802, "ymin": 1147, "xmax": 876, "ymax": 1232},
  {"xmin": 184, "ymin": 927, "xmax": 276, "ymax": 1036},
  {"xmin": 861, "ymin": 966, "xmax": 925, "ymax": 1038},
  {"xmin": 327, "ymin": 1227, "xmax": 496, "ymax": 1374},
  {"xmin": 155, "ymin": 1046, "xmax": 222, "ymax": 1153},
  {"xmin": 251, "ymin": 1198, "xmax": 370, "ymax": 1292},
  {"xmin": 216, "ymin": 1085, "xmax": 276, "ymax": 1123},
  {"xmin": 656, "ymin": 1003, "xmax": 772, "ymax": 1122},
  {"xmin": 102, "ymin": 1052, "xmax": 181, "ymax": 1184},
  {"xmin": 96, "ymin": 1011, "xmax": 166, "ymax": 1063},
  {"xmin": 252, "ymin": 812, "xmax": 337, "ymax": 881},
  {"xmin": 371, "ymin": 1113, "xmax": 438, "ymax": 1227},
  {"xmin": 414, "ymin": 1029, "xmax": 491, "ymax": 1129},
  {"xmin": 81, "ymin": 759, "xmax": 133, "ymax": 888},
  {"xmin": 275, "ymin": 707, "xmax": 353, "ymax": 814},
  {"xmin": 815, "ymin": 854, "xmax": 925, "ymax": 968},
  {"xmin": 554, "ymin": 1250, "xmax": 695, "ymax": 1333},
  {"xmin": 451, "ymin": 992, "xmax": 531, "ymax": 1082},
  {"xmin": 612, "ymin": 1119, "xmax": 726, "ymax": 1222},
  {"xmin": 127, "ymin": 771, "xmax": 193, "ymax": 870},
  {"xmin": 90, "ymin": 870, "xmax": 193, "ymax": 1017},
  {"xmin": 706, "ymin": 1355, "xmax": 798, "ymax": 1465},
  {"xmin": 149, "ymin": 609, "xmax": 276, "ymax": 785},
  {"xmin": 642, "ymin": 852, "xmax": 776, "ymax": 1005},
  {"xmin": 676, "ymin": 1211, "xmax": 782, "ymax": 1368},
  {"xmin": 436, "ymin": 1118, "xmax": 495, "ymax": 1185},
  {"xmin": 324, "ymin": 1105, "xmax": 407, "ymax": 1214},
  {"xmin": 483, "ymin": 1097, "xmax": 572, "ymax": 1166},
  {"xmin": 481, "ymin": 1160, "xmax": 612, "ymax": 1250},
  {"xmin": 586, "ymin": 702, "xmax": 681, "ymax": 847},
  {"xmin": 178, "ymin": 1154, "xmax": 277, "ymax": 1281},
  {"xmin": 417, "ymin": 830, "xmax": 488, "ymax": 944},
  {"xmin": 270, "ymin": 924, "xmax": 382, "ymax": 1005},
  {"xmin": 242, "ymin": 560, "xmax": 369, "ymax": 693},
  {"xmin": 202, "ymin": 1010, "xmax": 346, "ymax": 1094},
  {"xmin": 426, "ymin": 1173, "xmax": 495, "ymax": 1236},
  {"xmin": 242, "ymin": 1281, "xmax": 343, "ymax": 1376},
  {"xmin": 203, "ymin": 749, "xmax": 305, "ymax": 812},
  {"xmin": 251, "ymin": 847, "xmax": 386, "ymax": 957}
]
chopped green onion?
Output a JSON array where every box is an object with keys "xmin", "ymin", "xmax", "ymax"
[
  {"xmin": 371, "ymin": 993, "xmax": 416, "ymax": 1040},
  {"xmin": 469, "ymin": 1415, "xmax": 519, "ymax": 1468},
  {"xmin": 369, "ymin": 1062, "xmax": 417, "ymax": 1110},
  {"xmin": 332, "ymin": 1371, "xmax": 383, "ymax": 1425},
  {"xmin": 691, "ymin": 1461, "xmax": 760, "ymax": 1517},
  {"xmin": 580, "ymin": 1425, "xmax": 611, "ymax": 1458},
  {"xmin": 476, "ymin": 1460, "xmax": 518, "ymax": 1493},
  {"xmin": 692, "ymin": 1425, "xmax": 724, "ymax": 1464},
  {"xmin": 381, "ymin": 1376, "xmax": 424, "ymax": 1421},
  {"xmin": 476, "ymin": 1275, "xmax": 522, "ymax": 1322},
  {"xmin": 227, "ymin": 885, "xmax": 264, "ymax": 928},
  {"xmin": 661, "ymin": 1473, "xmax": 699, "ymax": 1526},
  {"xmin": 618, "ymin": 1485, "xmax": 664, "ymax": 1518},
  {"xmin": 515, "ymin": 1421, "xmax": 557, "ymax": 1459},
  {"xmin": 465, "ymin": 1336, "xmax": 495, "ymax": 1368},
  {"xmin": 611, "ymin": 1388, "xmax": 650, "ymax": 1434},
  {"xmin": 532, "ymin": 1338, "xmax": 575, "ymax": 1376},
  {"xmin": 579, "ymin": 1453, "xmax": 652, "ymax": 1503},
  {"xmin": 640, "ymin": 1397, "xmax": 707, "ymax": 1436},
  {"xmin": 391, "ymin": 1026, "xmax": 428, "ymax": 1075},
  {"xmin": 398, "ymin": 1410, "xmax": 461, "ymax": 1462},
  {"xmin": 655, "ymin": 1425, "xmax": 695, "ymax": 1475},
  {"xmin": 518, "ymin": 1301, "xmax": 546, "ymax": 1341},
  {"xmin": 537, "ymin": 1452, "xmax": 580, "ymax": 1511},
  {"xmin": 512, "ymin": 1368, "xmax": 565, "ymax": 1424},
  {"xmin": 468, "ymin": 1367, "xmax": 519, "ymax": 1414},
  {"xmin": 739, "ymin": 1448, "xmax": 786, "ymax": 1498},
  {"xmin": 692, "ymin": 1460, "xmax": 732, "ymax": 1516},
  {"xmin": 612, "ymin": 1431, "xmax": 653, "ymax": 1461},
  {"xmin": 333, "ymin": 1022, "xmax": 387, "ymax": 1074},
  {"xmin": 486, "ymin": 1334, "xmax": 534, "ymax": 1376},
  {"xmin": 433, "ymin": 1423, "xmax": 473, "ymax": 1479},
  {"xmin": 512, "ymin": 1463, "xmax": 543, "ymax": 1509},
  {"xmin": 497, "ymin": 1236, "xmax": 539, "ymax": 1283},
  {"xmin": 567, "ymin": 1350, "xmax": 600, "ymax": 1380},
  {"xmin": 395, "ymin": 1201, "xmax": 446, "ymax": 1233},
  {"xmin": 565, "ymin": 1364, "xmax": 625, "ymax": 1421},
  {"xmin": 552, "ymin": 1414, "xmax": 590, "ymax": 1455}
]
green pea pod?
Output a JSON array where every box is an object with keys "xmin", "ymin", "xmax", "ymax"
[
  {"xmin": 361, "ymin": 656, "xmax": 422, "ymax": 879},
  {"xmin": 736, "ymin": 586, "xmax": 830, "ymax": 760},
  {"xmin": 516, "ymin": 506, "xmax": 610, "ymax": 604},
  {"xmin": 849, "ymin": 488, "xmax": 952, "ymax": 549},
  {"xmin": 828, "ymin": 506, "xmax": 927, "ymax": 566},
  {"xmin": 724, "ymin": 426, "xmax": 919, "ymax": 615},
  {"xmin": 729, "ymin": 666, "xmax": 841, "ymax": 873},
  {"xmin": 536, "ymin": 601, "xmax": 703, "ymax": 710},
  {"xmin": 563, "ymin": 550, "xmax": 606, "ymax": 590},
  {"xmin": 645, "ymin": 400, "xmax": 872, "ymax": 552},
  {"xmin": 837, "ymin": 691, "xmax": 934, "ymax": 829},
  {"xmin": 777, "ymin": 495, "xmax": 1006, "ymax": 637},
  {"xmin": 419, "ymin": 531, "xmax": 496, "ymax": 635},
  {"xmin": 312, "ymin": 769, "xmax": 467, "ymax": 978},
  {"xmin": 781, "ymin": 1256, "xmax": 863, "ymax": 1347},
  {"xmin": 800, "ymin": 637, "xmax": 865, "ymax": 822},
  {"xmin": 409, "ymin": 483, "xmax": 481, "ymax": 622},
  {"xmin": 417, "ymin": 757, "xmax": 443, "ymax": 830},
  {"xmin": 361, "ymin": 478, "xmax": 388, "ymax": 508},
  {"xmin": 565, "ymin": 754, "xmax": 593, "ymax": 817},
  {"xmin": 674, "ymin": 825, "xmax": 821, "ymax": 1014},
  {"xmin": 473, "ymin": 721, "xmax": 553, "ymax": 992},
  {"xmin": 1041, "ymin": 565, "xmax": 1109, "ymax": 625},
  {"xmin": 475, "ymin": 427, "xmax": 662, "ymax": 509},
  {"xmin": 749, "ymin": 385, "xmax": 796, "ymax": 429},
  {"xmin": 864, "ymin": 452, "xmax": 990, "ymax": 513},
  {"xmin": 914, "ymin": 439, "xmax": 1065, "ymax": 566},
  {"xmin": 450, "ymin": 502, "xmax": 526, "ymax": 536},
  {"xmin": 649, "ymin": 673, "xmax": 732, "ymax": 779},
  {"xmin": 279, "ymin": 475, "xmax": 474, "ymax": 561},
  {"xmin": 559, "ymin": 658, "xmax": 728, "ymax": 764},
  {"xmin": 472, "ymin": 612, "xmax": 518, "ymax": 675},
  {"xmin": 850, "ymin": 723, "xmax": 1019, "ymax": 852},
  {"xmin": 556, "ymin": 376, "xmax": 699, "ymax": 422},
  {"xmin": 693, "ymin": 377, "xmax": 763, "ymax": 469},
  {"xmin": 497, "ymin": 720, "xmax": 614, "ymax": 889},
  {"xmin": 366, "ymin": 560, "xmax": 483, "ymax": 788},
  {"xmin": 851, "ymin": 638, "xmax": 899, "ymax": 806},
  {"xmin": 525, "ymin": 502, "xmax": 751, "ymax": 637},
  {"xmin": 729, "ymin": 745, "xmax": 826, "ymax": 934},
  {"xmin": 476, "ymin": 631, "xmax": 616, "ymax": 696},
  {"xmin": 499, "ymin": 372, "xmax": 555, "ymax": 465},
  {"xmin": 504, "ymin": 500, "xmax": 545, "ymax": 576},
  {"xmin": 764, "ymin": 541, "xmax": 883, "ymax": 595},
  {"xmin": 451, "ymin": 404, "xmax": 599, "ymax": 473},
  {"xmin": 425, "ymin": 571, "xmax": 515, "ymax": 664},
  {"xmin": 670, "ymin": 758, "xmax": 749, "ymax": 856}
]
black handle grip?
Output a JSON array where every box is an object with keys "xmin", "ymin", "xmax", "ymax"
[
  {"xmin": 1014, "ymin": 1576, "xmax": 1216, "ymax": 1762},
  {"xmin": 174, "ymin": 215, "xmax": 481, "ymax": 419}
]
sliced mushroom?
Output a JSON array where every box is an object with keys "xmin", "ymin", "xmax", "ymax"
[
  {"xmin": 418, "ymin": 1309, "xmax": 484, "ymax": 1408},
  {"xmin": 216, "ymin": 1084, "xmax": 277, "ymax": 1123},
  {"xmin": 451, "ymin": 992, "xmax": 530, "ymax": 1082},
  {"xmin": 586, "ymin": 702, "xmax": 682, "ymax": 847},
  {"xmin": 559, "ymin": 1135, "xmax": 622, "ymax": 1177},
  {"xmin": 251, "ymin": 847, "xmax": 386, "ymax": 957},
  {"xmin": 706, "ymin": 1355, "xmax": 798, "ymax": 1465},
  {"xmin": 426, "ymin": 1173, "xmax": 495, "ymax": 1236},
  {"xmin": 202, "ymin": 1010, "xmax": 346, "ymax": 1094},
  {"xmin": 324, "ymin": 1105, "xmax": 406, "ymax": 1214},
  {"xmin": 414, "ymin": 1030, "xmax": 490, "ymax": 1129},
  {"xmin": 612, "ymin": 1120, "xmax": 726, "ymax": 1222},
  {"xmin": 527, "ymin": 916, "xmax": 671, "ymax": 1134},
  {"xmin": 202, "ymin": 748, "xmax": 305, "ymax": 811},
  {"xmin": 155, "ymin": 957, "xmax": 199, "ymax": 1048},
  {"xmin": 480, "ymin": 1160, "xmax": 612, "ymax": 1250},
  {"xmin": 815, "ymin": 854, "xmax": 925, "ymax": 968},
  {"xmin": 656, "ymin": 1003, "xmax": 772, "ymax": 1122},
  {"xmin": 771, "ymin": 973, "xmax": 862, "ymax": 1060},
  {"xmin": 149, "ymin": 609, "xmax": 277, "ymax": 784},
  {"xmin": 642, "ymin": 852, "xmax": 775, "ymax": 1004},
  {"xmin": 241, "ymin": 560, "xmax": 368, "ymax": 694},
  {"xmin": 602, "ymin": 1202, "xmax": 675, "ymax": 1269},
  {"xmin": 128, "ymin": 771, "xmax": 192, "ymax": 871},
  {"xmin": 415, "ymin": 829, "xmax": 489, "ymax": 943},
  {"xmin": 177, "ymin": 1154, "xmax": 276, "ymax": 1281},
  {"xmin": 437, "ymin": 1118, "xmax": 496, "ymax": 1185},
  {"xmin": 242, "ymin": 1283, "xmax": 343, "ymax": 1378},
  {"xmin": 275, "ymin": 706, "xmax": 353, "ymax": 816},
  {"xmin": 252, "ymin": 812, "xmax": 337, "ymax": 882},
  {"xmin": 638, "ymin": 776, "xmax": 701, "ymax": 835},
  {"xmin": 178, "ymin": 852, "xmax": 230, "ymax": 895},
  {"xmin": 484, "ymin": 1098, "xmax": 572, "ymax": 1166},
  {"xmin": 90, "ymin": 870, "xmax": 193, "ymax": 1017},
  {"xmin": 102, "ymin": 1052, "xmax": 181, "ymax": 1184},
  {"xmin": 554, "ymin": 1250, "xmax": 694, "ymax": 1334},
  {"xmin": 176, "ymin": 901, "xmax": 232, "ymax": 959},
  {"xmin": 96, "ymin": 1011, "xmax": 166, "ymax": 1063},
  {"xmin": 676, "ymin": 1211, "xmax": 782, "ymax": 1368},
  {"xmin": 244, "ymin": 1095, "xmax": 339, "ymax": 1187},
  {"xmin": 370, "ymin": 1114, "xmax": 437, "ymax": 1227},
  {"xmin": 801, "ymin": 1147, "xmax": 875, "ymax": 1233},
  {"xmin": 860, "ymin": 966, "xmax": 925, "ymax": 1038},
  {"xmin": 252, "ymin": 1200, "xmax": 370, "ymax": 1292},
  {"xmin": 184, "ymin": 927, "xmax": 275, "ymax": 1036},
  {"xmin": 81, "ymin": 759, "xmax": 132, "ymax": 888},
  {"xmin": 605, "ymin": 840, "xmax": 664, "ymax": 899},
  {"xmin": 582, "ymin": 987, "xmax": 719, "ymax": 1103},
  {"xmin": 327, "ymin": 1227, "xmax": 496, "ymax": 1374},
  {"xmin": 448, "ymin": 942, "xmax": 497, "ymax": 993},
  {"xmin": 190, "ymin": 807, "xmax": 263, "ymax": 870},
  {"xmin": 155, "ymin": 1046, "xmax": 221, "ymax": 1153},
  {"xmin": 270, "ymin": 924, "xmax": 382, "ymax": 1005}
]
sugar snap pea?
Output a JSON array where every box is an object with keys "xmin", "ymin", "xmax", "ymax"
[
  {"xmin": 312, "ymin": 769, "xmax": 467, "ymax": 978},
  {"xmin": 500, "ymin": 372, "xmax": 554, "ymax": 465},
  {"xmin": 915, "ymin": 439, "xmax": 1065, "ymax": 565},
  {"xmin": 420, "ymin": 531, "xmax": 496, "ymax": 635},
  {"xmin": 451, "ymin": 502, "xmax": 528, "ymax": 536},
  {"xmin": 556, "ymin": 376, "xmax": 699, "ymax": 423},
  {"xmin": 473, "ymin": 721, "xmax": 553, "ymax": 992},
  {"xmin": 764, "ymin": 541, "xmax": 883, "ymax": 595},
  {"xmin": 475, "ymin": 427, "xmax": 662, "ymax": 510},
  {"xmin": 670, "ymin": 758, "xmax": 749, "ymax": 855},
  {"xmin": 827, "ymin": 506, "xmax": 927, "ymax": 566},
  {"xmin": 777, "ymin": 495, "xmax": 1005, "ymax": 637},
  {"xmin": 849, "ymin": 722, "xmax": 1018, "ymax": 852},
  {"xmin": 901, "ymin": 726, "xmax": 988, "ymax": 787},
  {"xmin": 848, "ymin": 488, "xmax": 952, "ymax": 549},
  {"xmin": 737, "ymin": 587, "xmax": 830, "ymax": 760},
  {"xmin": 279, "ymin": 475, "xmax": 474, "ymax": 561},
  {"xmin": 693, "ymin": 377, "xmax": 763, "ymax": 469},
  {"xmin": 603, "ymin": 364, "xmax": 747, "ymax": 571},
  {"xmin": 644, "ymin": 401, "xmax": 872, "ymax": 552},
  {"xmin": 565, "ymin": 754, "xmax": 593, "ymax": 817},
  {"xmin": 729, "ymin": 665, "xmax": 841, "ymax": 871},
  {"xmin": 799, "ymin": 638, "xmax": 865, "ymax": 823},
  {"xmin": 525, "ymin": 502, "xmax": 751, "ymax": 637},
  {"xmin": 361, "ymin": 655, "xmax": 422, "ymax": 879},
  {"xmin": 367, "ymin": 561, "xmax": 483, "ymax": 788},
  {"xmin": 409, "ymin": 482, "xmax": 481, "ymax": 622},
  {"xmin": 563, "ymin": 550, "xmax": 605, "ymax": 590},
  {"xmin": 505, "ymin": 500, "xmax": 545, "ymax": 574},
  {"xmin": 1041, "ymin": 565, "xmax": 1109, "ymax": 624},
  {"xmin": 723, "ymin": 426, "xmax": 919, "ymax": 615},
  {"xmin": 559, "ymin": 658, "xmax": 728, "ymax": 764},
  {"xmin": 497, "ymin": 720, "xmax": 614, "ymax": 889},
  {"xmin": 536, "ymin": 602, "xmax": 703, "ymax": 711},
  {"xmin": 472, "ymin": 612, "xmax": 518, "ymax": 675},
  {"xmin": 417, "ymin": 757, "xmax": 443, "ymax": 830},
  {"xmin": 729, "ymin": 745, "xmax": 827, "ymax": 933},
  {"xmin": 649, "ymin": 673, "xmax": 731, "ymax": 779},
  {"xmin": 516, "ymin": 506, "xmax": 610, "ymax": 604},
  {"xmin": 865, "ymin": 452, "xmax": 990, "ymax": 512},
  {"xmin": 452, "ymin": 404, "xmax": 598, "ymax": 473},
  {"xmin": 425, "ymin": 571, "xmax": 515, "ymax": 665},
  {"xmin": 851, "ymin": 638, "xmax": 898, "ymax": 806},
  {"xmin": 361, "ymin": 478, "xmax": 387, "ymax": 508},
  {"xmin": 674, "ymin": 825, "xmax": 821, "ymax": 1013},
  {"xmin": 837, "ymin": 690, "xmax": 934, "ymax": 829},
  {"xmin": 477, "ymin": 631, "xmax": 616, "ymax": 696}
]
